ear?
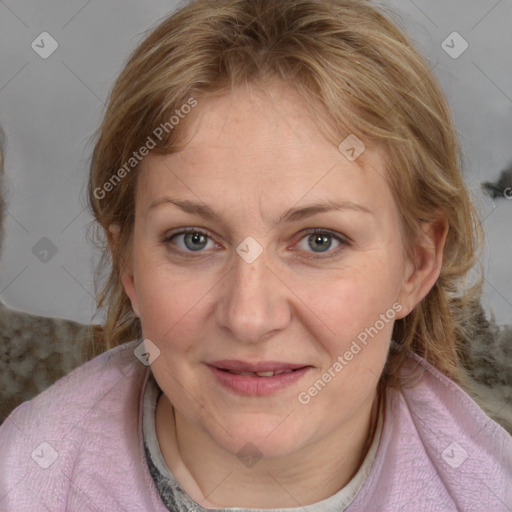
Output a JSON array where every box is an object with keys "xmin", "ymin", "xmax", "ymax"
[
  {"xmin": 108, "ymin": 223, "xmax": 140, "ymax": 317},
  {"xmin": 395, "ymin": 212, "xmax": 449, "ymax": 319}
]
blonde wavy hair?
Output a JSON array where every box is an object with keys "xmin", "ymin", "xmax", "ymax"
[{"xmin": 88, "ymin": 0, "xmax": 483, "ymax": 388}]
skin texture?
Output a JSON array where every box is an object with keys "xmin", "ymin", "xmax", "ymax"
[{"xmin": 116, "ymin": 81, "xmax": 448, "ymax": 508}]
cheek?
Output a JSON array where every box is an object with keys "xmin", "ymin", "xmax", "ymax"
[
  {"xmin": 302, "ymin": 259, "xmax": 400, "ymax": 379},
  {"xmin": 300, "ymin": 280, "xmax": 395, "ymax": 417},
  {"xmin": 303, "ymin": 258, "xmax": 402, "ymax": 332},
  {"xmin": 133, "ymin": 258, "xmax": 213, "ymax": 352},
  {"xmin": 131, "ymin": 259, "xmax": 169, "ymax": 320}
]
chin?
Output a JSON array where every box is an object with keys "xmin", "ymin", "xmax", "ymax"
[{"xmin": 207, "ymin": 415, "xmax": 310, "ymax": 460}]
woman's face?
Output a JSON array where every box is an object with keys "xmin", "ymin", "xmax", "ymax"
[{"xmin": 121, "ymin": 82, "xmax": 421, "ymax": 459}]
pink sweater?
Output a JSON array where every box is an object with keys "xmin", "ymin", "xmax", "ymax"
[{"xmin": 1, "ymin": 340, "xmax": 511, "ymax": 511}]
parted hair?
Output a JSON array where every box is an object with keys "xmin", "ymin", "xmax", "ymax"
[{"xmin": 87, "ymin": 0, "xmax": 483, "ymax": 388}]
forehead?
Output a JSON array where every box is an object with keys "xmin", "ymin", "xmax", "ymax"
[{"xmin": 138, "ymin": 83, "xmax": 393, "ymax": 215}]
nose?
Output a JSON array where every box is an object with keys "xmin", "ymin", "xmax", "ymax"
[{"xmin": 215, "ymin": 241, "xmax": 291, "ymax": 345}]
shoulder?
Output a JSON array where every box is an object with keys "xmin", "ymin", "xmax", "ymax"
[
  {"xmin": 2, "ymin": 339, "xmax": 144, "ymax": 429},
  {"xmin": 398, "ymin": 350, "xmax": 512, "ymax": 443},
  {"xmin": 359, "ymin": 351, "xmax": 512, "ymax": 510},
  {"xmin": 0, "ymin": 303, "xmax": 97, "ymax": 422},
  {"xmin": 0, "ymin": 339, "xmax": 162, "ymax": 511}
]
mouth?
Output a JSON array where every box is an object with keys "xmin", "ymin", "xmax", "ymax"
[
  {"xmin": 214, "ymin": 368, "xmax": 302, "ymax": 377},
  {"xmin": 207, "ymin": 359, "xmax": 311, "ymax": 374},
  {"xmin": 205, "ymin": 360, "xmax": 313, "ymax": 396}
]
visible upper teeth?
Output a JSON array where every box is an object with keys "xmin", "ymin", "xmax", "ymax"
[
  {"xmin": 273, "ymin": 369, "xmax": 293, "ymax": 375},
  {"xmin": 227, "ymin": 369, "xmax": 295, "ymax": 377}
]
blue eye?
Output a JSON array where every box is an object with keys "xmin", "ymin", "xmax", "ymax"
[
  {"xmin": 163, "ymin": 228, "xmax": 348, "ymax": 257},
  {"xmin": 164, "ymin": 228, "xmax": 215, "ymax": 252},
  {"xmin": 298, "ymin": 229, "xmax": 347, "ymax": 256}
]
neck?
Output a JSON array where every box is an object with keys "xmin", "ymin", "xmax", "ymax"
[{"xmin": 155, "ymin": 389, "xmax": 381, "ymax": 509}]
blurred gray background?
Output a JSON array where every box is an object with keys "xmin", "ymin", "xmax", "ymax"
[{"xmin": 0, "ymin": 0, "xmax": 510, "ymax": 326}]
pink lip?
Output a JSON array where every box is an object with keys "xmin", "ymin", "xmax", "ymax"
[
  {"xmin": 208, "ymin": 359, "xmax": 307, "ymax": 373},
  {"xmin": 205, "ymin": 364, "xmax": 313, "ymax": 396}
]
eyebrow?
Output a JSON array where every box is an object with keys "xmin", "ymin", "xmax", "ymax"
[{"xmin": 148, "ymin": 197, "xmax": 373, "ymax": 224}]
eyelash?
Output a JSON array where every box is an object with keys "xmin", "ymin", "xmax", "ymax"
[{"xmin": 162, "ymin": 227, "xmax": 350, "ymax": 259}]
